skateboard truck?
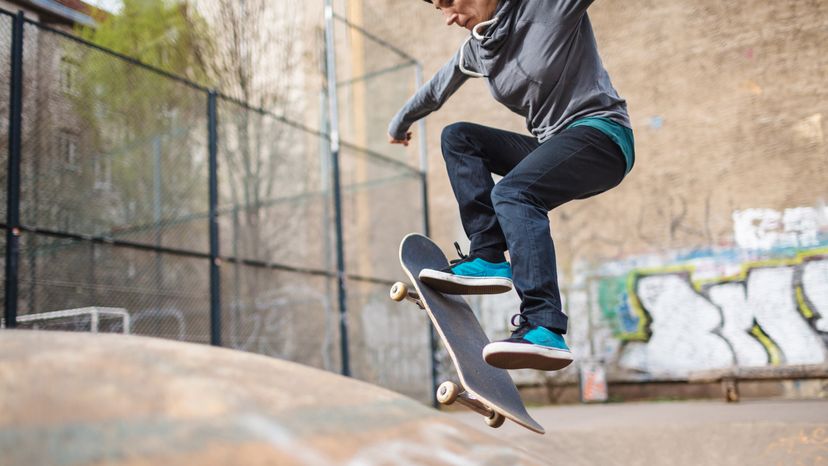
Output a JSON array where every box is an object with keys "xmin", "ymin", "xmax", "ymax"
[
  {"xmin": 390, "ymin": 282, "xmax": 424, "ymax": 309},
  {"xmin": 436, "ymin": 381, "xmax": 505, "ymax": 428}
]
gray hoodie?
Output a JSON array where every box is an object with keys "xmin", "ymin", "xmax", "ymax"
[{"xmin": 388, "ymin": 0, "xmax": 630, "ymax": 143}]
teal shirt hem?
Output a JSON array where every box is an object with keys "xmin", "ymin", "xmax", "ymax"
[{"xmin": 568, "ymin": 117, "xmax": 635, "ymax": 174}]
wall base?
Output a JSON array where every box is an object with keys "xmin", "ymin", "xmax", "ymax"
[{"xmin": 518, "ymin": 378, "xmax": 828, "ymax": 405}]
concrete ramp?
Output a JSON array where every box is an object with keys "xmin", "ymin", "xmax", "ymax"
[{"xmin": 0, "ymin": 330, "xmax": 542, "ymax": 465}]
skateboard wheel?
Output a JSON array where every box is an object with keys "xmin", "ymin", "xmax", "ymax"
[
  {"xmin": 436, "ymin": 381, "xmax": 460, "ymax": 405},
  {"xmin": 390, "ymin": 282, "xmax": 408, "ymax": 302},
  {"xmin": 485, "ymin": 412, "xmax": 505, "ymax": 428}
]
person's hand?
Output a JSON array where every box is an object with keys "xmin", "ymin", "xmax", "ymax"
[{"xmin": 389, "ymin": 132, "xmax": 413, "ymax": 147}]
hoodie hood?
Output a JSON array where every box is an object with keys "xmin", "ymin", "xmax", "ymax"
[
  {"xmin": 457, "ymin": 0, "xmax": 519, "ymax": 77},
  {"xmin": 480, "ymin": 0, "xmax": 518, "ymax": 47}
]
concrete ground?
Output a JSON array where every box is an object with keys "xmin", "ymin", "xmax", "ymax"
[{"xmin": 453, "ymin": 399, "xmax": 828, "ymax": 465}]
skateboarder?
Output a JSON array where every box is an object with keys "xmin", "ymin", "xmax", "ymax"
[{"xmin": 388, "ymin": 0, "xmax": 634, "ymax": 371}]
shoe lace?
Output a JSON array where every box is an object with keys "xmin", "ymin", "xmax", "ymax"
[
  {"xmin": 510, "ymin": 313, "xmax": 532, "ymax": 338},
  {"xmin": 448, "ymin": 242, "xmax": 470, "ymax": 266}
]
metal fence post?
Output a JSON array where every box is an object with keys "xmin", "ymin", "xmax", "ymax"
[
  {"xmin": 4, "ymin": 11, "xmax": 25, "ymax": 329},
  {"xmin": 324, "ymin": 1, "xmax": 350, "ymax": 377},
  {"xmin": 208, "ymin": 91, "xmax": 221, "ymax": 346}
]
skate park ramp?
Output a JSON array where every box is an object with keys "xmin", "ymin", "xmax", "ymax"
[{"xmin": 0, "ymin": 330, "xmax": 544, "ymax": 466}]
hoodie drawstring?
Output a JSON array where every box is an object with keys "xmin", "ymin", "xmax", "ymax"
[{"xmin": 459, "ymin": 16, "xmax": 499, "ymax": 78}]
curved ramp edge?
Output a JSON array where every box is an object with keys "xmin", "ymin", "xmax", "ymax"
[{"xmin": 0, "ymin": 330, "xmax": 545, "ymax": 466}]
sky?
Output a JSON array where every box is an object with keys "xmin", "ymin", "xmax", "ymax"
[{"xmin": 85, "ymin": 0, "xmax": 123, "ymax": 14}]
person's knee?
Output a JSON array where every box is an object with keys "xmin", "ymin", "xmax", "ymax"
[
  {"xmin": 490, "ymin": 182, "xmax": 518, "ymax": 209},
  {"xmin": 440, "ymin": 122, "xmax": 474, "ymax": 155},
  {"xmin": 492, "ymin": 180, "xmax": 544, "ymax": 212}
]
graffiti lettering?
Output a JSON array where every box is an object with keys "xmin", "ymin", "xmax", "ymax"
[
  {"xmin": 604, "ymin": 252, "xmax": 828, "ymax": 376},
  {"xmin": 802, "ymin": 259, "xmax": 828, "ymax": 332},
  {"xmin": 733, "ymin": 207, "xmax": 827, "ymax": 250},
  {"xmin": 636, "ymin": 274, "xmax": 733, "ymax": 372}
]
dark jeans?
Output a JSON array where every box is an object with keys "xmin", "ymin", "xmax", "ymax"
[{"xmin": 440, "ymin": 122, "xmax": 627, "ymax": 334}]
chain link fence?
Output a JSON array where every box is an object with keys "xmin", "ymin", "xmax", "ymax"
[
  {"xmin": 1, "ymin": 8, "xmax": 434, "ymax": 403},
  {"xmin": 330, "ymin": 12, "xmax": 434, "ymax": 400}
]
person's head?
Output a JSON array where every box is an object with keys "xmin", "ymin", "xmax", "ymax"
[{"xmin": 422, "ymin": 0, "xmax": 500, "ymax": 31}]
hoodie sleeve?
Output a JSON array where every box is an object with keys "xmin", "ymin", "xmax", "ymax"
[
  {"xmin": 388, "ymin": 50, "xmax": 470, "ymax": 140},
  {"xmin": 548, "ymin": 0, "xmax": 596, "ymax": 21}
]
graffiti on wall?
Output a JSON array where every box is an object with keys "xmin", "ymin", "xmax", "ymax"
[
  {"xmin": 733, "ymin": 206, "xmax": 827, "ymax": 250},
  {"xmin": 598, "ymin": 247, "xmax": 828, "ymax": 376},
  {"xmin": 587, "ymin": 203, "xmax": 828, "ymax": 377}
]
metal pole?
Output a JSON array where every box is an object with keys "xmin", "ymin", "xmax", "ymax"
[
  {"xmin": 5, "ymin": 11, "xmax": 25, "ymax": 329},
  {"xmin": 208, "ymin": 91, "xmax": 222, "ymax": 346},
  {"xmin": 153, "ymin": 137, "xmax": 163, "ymax": 233},
  {"xmin": 153, "ymin": 136, "xmax": 164, "ymax": 300},
  {"xmin": 415, "ymin": 63, "xmax": 439, "ymax": 407},
  {"xmin": 415, "ymin": 64, "xmax": 429, "ymax": 193},
  {"xmin": 319, "ymin": 89, "xmax": 336, "ymax": 371},
  {"xmin": 324, "ymin": 1, "xmax": 350, "ymax": 377}
]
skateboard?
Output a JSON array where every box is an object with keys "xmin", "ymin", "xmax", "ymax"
[{"xmin": 390, "ymin": 233, "xmax": 545, "ymax": 434}]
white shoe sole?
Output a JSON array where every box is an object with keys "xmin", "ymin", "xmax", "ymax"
[
  {"xmin": 418, "ymin": 269, "xmax": 513, "ymax": 295},
  {"xmin": 483, "ymin": 342, "xmax": 574, "ymax": 371}
]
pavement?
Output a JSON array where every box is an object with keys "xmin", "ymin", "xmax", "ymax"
[{"xmin": 453, "ymin": 399, "xmax": 828, "ymax": 465}]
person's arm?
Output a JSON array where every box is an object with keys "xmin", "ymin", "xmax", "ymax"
[
  {"xmin": 388, "ymin": 50, "xmax": 469, "ymax": 143},
  {"xmin": 547, "ymin": 0, "xmax": 596, "ymax": 21}
]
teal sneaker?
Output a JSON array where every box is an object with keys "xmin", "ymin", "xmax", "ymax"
[
  {"xmin": 483, "ymin": 314, "xmax": 573, "ymax": 371},
  {"xmin": 419, "ymin": 242, "xmax": 513, "ymax": 295}
]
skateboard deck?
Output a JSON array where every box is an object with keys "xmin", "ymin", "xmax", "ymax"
[{"xmin": 393, "ymin": 233, "xmax": 545, "ymax": 434}]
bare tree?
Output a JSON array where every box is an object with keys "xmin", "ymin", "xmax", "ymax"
[
  {"xmin": 199, "ymin": 0, "xmax": 306, "ymax": 107},
  {"xmin": 196, "ymin": 0, "xmax": 327, "ymax": 358},
  {"xmin": 198, "ymin": 0, "xmax": 312, "ymax": 252}
]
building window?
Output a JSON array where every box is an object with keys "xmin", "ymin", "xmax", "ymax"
[
  {"xmin": 94, "ymin": 156, "xmax": 112, "ymax": 191},
  {"xmin": 57, "ymin": 130, "xmax": 78, "ymax": 169},
  {"xmin": 60, "ymin": 56, "xmax": 79, "ymax": 95}
]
